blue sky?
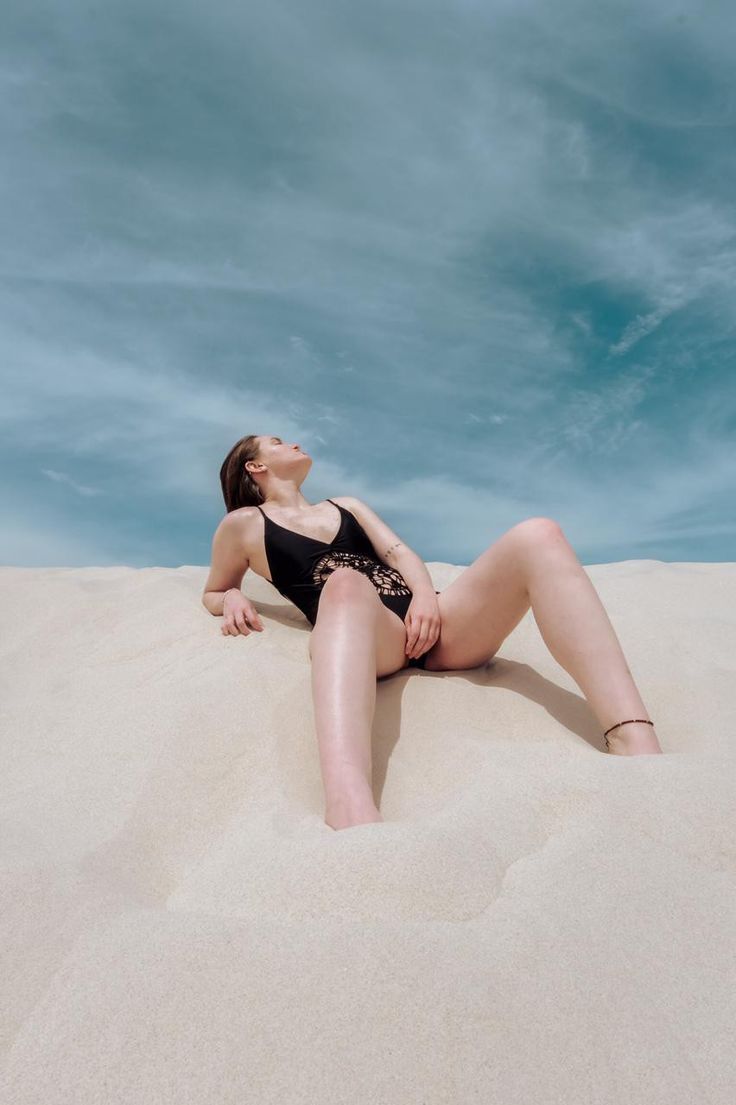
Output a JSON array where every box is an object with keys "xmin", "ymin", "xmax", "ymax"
[{"xmin": 1, "ymin": 0, "xmax": 734, "ymax": 570}]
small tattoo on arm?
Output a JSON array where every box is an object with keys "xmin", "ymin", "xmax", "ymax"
[{"xmin": 384, "ymin": 541, "xmax": 404, "ymax": 559}]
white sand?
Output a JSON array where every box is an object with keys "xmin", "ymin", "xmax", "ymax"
[{"xmin": 1, "ymin": 560, "xmax": 735, "ymax": 1103}]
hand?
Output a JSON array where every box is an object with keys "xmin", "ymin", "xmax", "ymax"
[
  {"xmin": 221, "ymin": 590, "xmax": 264, "ymax": 637},
  {"xmin": 404, "ymin": 591, "xmax": 441, "ymax": 660}
]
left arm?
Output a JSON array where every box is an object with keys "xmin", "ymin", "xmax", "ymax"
[
  {"xmin": 337, "ymin": 496, "xmax": 440, "ymax": 658},
  {"xmin": 337, "ymin": 496, "xmax": 435, "ymax": 596}
]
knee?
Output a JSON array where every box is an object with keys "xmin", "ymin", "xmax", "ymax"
[
  {"xmin": 323, "ymin": 565, "xmax": 370, "ymax": 587},
  {"xmin": 320, "ymin": 566, "xmax": 375, "ymax": 601},
  {"xmin": 511, "ymin": 516, "xmax": 567, "ymax": 549},
  {"xmin": 315, "ymin": 568, "xmax": 376, "ymax": 627}
]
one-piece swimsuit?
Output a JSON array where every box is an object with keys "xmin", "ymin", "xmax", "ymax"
[{"xmin": 256, "ymin": 498, "xmax": 440, "ymax": 669}]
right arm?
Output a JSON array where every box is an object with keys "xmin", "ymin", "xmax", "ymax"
[{"xmin": 201, "ymin": 512, "xmax": 263, "ymax": 634}]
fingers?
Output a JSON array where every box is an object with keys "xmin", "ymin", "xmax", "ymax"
[
  {"xmin": 223, "ymin": 618, "xmax": 245, "ymax": 636},
  {"xmin": 234, "ymin": 611, "xmax": 250, "ymax": 634},
  {"xmin": 406, "ymin": 620, "xmax": 440, "ymax": 658},
  {"xmin": 221, "ymin": 608, "xmax": 264, "ymax": 636},
  {"xmin": 406, "ymin": 621, "xmax": 421, "ymax": 657},
  {"xmin": 409, "ymin": 632, "xmax": 429, "ymax": 658},
  {"xmin": 409, "ymin": 635, "xmax": 438, "ymax": 659}
]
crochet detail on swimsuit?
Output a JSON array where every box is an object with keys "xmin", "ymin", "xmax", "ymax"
[{"xmin": 311, "ymin": 549, "xmax": 411, "ymax": 596}]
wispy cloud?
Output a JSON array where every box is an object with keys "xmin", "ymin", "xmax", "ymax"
[{"xmin": 40, "ymin": 468, "xmax": 103, "ymax": 497}]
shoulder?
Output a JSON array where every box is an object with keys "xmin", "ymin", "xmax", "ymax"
[
  {"xmin": 331, "ymin": 495, "xmax": 370, "ymax": 518},
  {"xmin": 332, "ymin": 495, "xmax": 390, "ymax": 519},
  {"xmin": 215, "ymin": 505, "xmax": 262, "ymax": 547},
  {"xmin": 219, "ymin": 505, "xmax": 261, "ymax": 528}
]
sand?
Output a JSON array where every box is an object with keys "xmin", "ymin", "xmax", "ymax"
[{"xmin": 1, "ymin": 560, "xmax": 734, "ymax": 1104}]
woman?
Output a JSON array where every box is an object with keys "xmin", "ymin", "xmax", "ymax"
[{"xmin": 203, "ymin": 433, "xmax": 663, "ymax": 830}]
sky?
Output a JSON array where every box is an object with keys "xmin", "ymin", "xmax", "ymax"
[{"xmin": 1, "ymin": 0, "xmax": 735, "ymax": 571}]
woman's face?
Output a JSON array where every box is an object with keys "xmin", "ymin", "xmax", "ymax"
[{"xmin": 260, "ymin": 435, "xmax": 308, "ymax": 459}]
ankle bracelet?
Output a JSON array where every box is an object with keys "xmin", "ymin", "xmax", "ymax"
[{"xmin": 603, "ymin": 718, "xmax": 654, "ymax": 749}]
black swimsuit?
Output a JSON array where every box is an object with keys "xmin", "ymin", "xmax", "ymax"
[{"xmin": 256, "ymin": 499, "xmax": 439, "ymax": 669}]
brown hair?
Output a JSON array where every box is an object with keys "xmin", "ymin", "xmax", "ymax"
[{"xmin": 219, "ymin": 434, "xmax": 264, "ymax": 512}]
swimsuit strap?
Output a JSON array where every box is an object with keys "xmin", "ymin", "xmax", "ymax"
[{"xmin": 258, "ymin": 501, "xmax": 336, "ymax": 512}]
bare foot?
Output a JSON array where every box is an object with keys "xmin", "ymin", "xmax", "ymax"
[
  {"xmin": 605, "ymin": 723, "xmax": 663, "ymax": 756},
  {"xmin": 324, "ymin": 799, "xmax": 384, "ymax": 831}
]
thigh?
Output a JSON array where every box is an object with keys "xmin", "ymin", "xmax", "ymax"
[
  {"xmin": 308, "ymin": 567, "xmax": 409, "ymax": 678},
  {"xmin": 422, "ymin": 521, "xmax": 537, "ymax": 672}
]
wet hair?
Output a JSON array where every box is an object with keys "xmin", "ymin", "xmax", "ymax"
[{"xmin": 219, "ymin": 434, "xmax": 265, "ymax": 512}]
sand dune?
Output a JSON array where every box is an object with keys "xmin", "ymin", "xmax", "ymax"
[{"xmin": 1, "ymin": 560, "xmax": 735, "ymax": 1103}]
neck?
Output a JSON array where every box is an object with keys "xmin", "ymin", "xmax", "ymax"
[{"xmin": 261, "ymin": 487, "xmax": 312, "ymax": 510}]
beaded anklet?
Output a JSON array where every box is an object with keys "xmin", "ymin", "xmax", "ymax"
[{"xmin": 603, "ymin": 718, "xmax": 654, "ymax": 750}]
